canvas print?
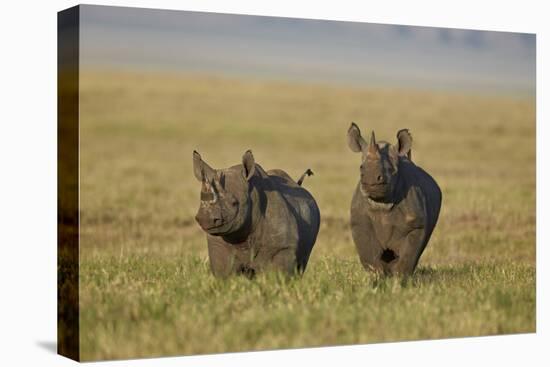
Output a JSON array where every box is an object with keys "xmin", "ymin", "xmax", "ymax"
[{"xmin": 58, "ymin": 4, "xmax": 536, "ymax": 362}]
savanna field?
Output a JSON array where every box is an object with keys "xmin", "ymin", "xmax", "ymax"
[{"xmin": 76, "ymin": 71, "xmax": 535, "ymax": 360}]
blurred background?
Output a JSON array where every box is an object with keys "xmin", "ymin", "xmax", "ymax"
[
  {"xmin": 77, "ymin": 5, "xmax": 535, "ymax": 360},
  {"xmin": 81, "ymin": 5, "xmax": 535, "ymax": 95}
]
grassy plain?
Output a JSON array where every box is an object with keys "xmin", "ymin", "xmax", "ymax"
[{"xmin": 78, "ymin": 71, "xmax": 535, "ymax": 361}]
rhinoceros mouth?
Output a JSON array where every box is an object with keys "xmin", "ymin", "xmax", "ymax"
[
  {"xmin": 363, "ymin": 182, "xmax": 389, "ymax": 191},
  {"xmin": 203, "ymin": 223, "xmax": 229, "ymax": 236},
  {"xmin": 202, "ymin": 222, "xmax": 224, "ymax": 231},
  {"xmin": 361, "ymin": 182, "xmax": 391, "ymax": 201},
  {"xmin": 204, "ymin": 212, "xmax": 239, "ymax": 235}
]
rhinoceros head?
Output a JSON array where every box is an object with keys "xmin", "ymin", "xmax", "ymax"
[
  {"xmin": 192, "ymin": 150, "xmax": 256, "ymax": 236},
  {"xmin": 347, "ymin": 123, "xmax": 412, "ymax": 202}
]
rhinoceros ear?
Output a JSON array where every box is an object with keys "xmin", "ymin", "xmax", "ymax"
[
  {"xmin": 347, "ymin": 122, "xmax": 367, "ymax": 153},
  {"xmin": 193, "ymin": 150, "xmax": 215, "ymax": 181},
  {"xmin": 396, "ymin": 129, "xmax": 412, "ymax": 159},
  {"xmin": 242, "ymin": 149, "xmax": 256, "ymax": 180}
]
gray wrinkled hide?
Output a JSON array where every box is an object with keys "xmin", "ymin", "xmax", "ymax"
[
  {"xmin": 347, "ymin": 123, "xmax": 442, "ymax": 275},
  {"xmin": 193, "ymin": 150, "xmax": 320, "ymax": 278}
]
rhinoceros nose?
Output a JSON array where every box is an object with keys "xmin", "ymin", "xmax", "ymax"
[
  {"xmin": 194, "ymin": 213, "xmax": 204, "ymax": 226},
  {"xmin": 195, "ymin": 210, "xmax": 223, "ymax": 230},
  {"xmin": 195, "ymin": 211, "xmax": 209, "ymax": 228}
]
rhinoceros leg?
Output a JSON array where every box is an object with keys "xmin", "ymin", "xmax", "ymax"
[
  {"xmin": 350, "ymin": 217, "xmax": 386, "ymax": 273},
  {"xmin": 389, "ymin": 227, "xmax": 426, "ymax": 275},
  {"xmin": 207, "ymin": 236, "xmax": 240, "ymax": 278},
  {"xmin": 267, "ymin": 246, "xmax": 298, "ymax": 275}
]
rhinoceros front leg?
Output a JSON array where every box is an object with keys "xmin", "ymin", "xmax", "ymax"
[
  {"xmin": 350, "ymin": 217, "xmax": 386, "ymax": 273},
  {"xmin": 388, "ymin": 227, "xmax": 426, "ymax": 275},
  {"xmin": 387, "ymin": 188, "xmax": 428, "ymax": 275},
  {"xmin": 252, "ymin": 246, "xmax": 297, "ymax": 275},
  {"xmin": 207, "ymin": 236, "xmax": 240, "ymax": 278},
  {"xmin": 271, "ymin": 246, "xmax": 298, "ymax": 274}
]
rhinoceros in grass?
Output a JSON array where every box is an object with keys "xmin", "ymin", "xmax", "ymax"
[
  {"xmin": 347, "ymin": 123, "xmax": 442, "ymax": 275},
  {"xmin": 192, "ymin": 150, "xmax": 320, "ymax": 278}
]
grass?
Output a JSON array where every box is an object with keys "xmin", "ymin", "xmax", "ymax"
[
  {"xmin": 77, "ymin": 70, "xmax": 535, "ymax": 361},
  {"xmin": 79, "ymin": 256, "xmax": 534, "ymax": 360}
]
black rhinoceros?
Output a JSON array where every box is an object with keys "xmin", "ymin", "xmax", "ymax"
[
  {"xmin": 193, "ymin": 150, "xmax": 320, "ymax": 277},
  {"xmin": 347, "ymin": 123, "xmax": 442, "ymax": 275}
]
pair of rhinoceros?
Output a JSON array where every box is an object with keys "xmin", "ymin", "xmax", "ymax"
[{"xmin": 193, "ymin": 123, "xmax": 442, "ymax": 277}]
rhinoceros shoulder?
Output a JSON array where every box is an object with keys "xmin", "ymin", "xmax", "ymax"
[{"xmin": 396, "ymin": 186, "xmax": 426, "ymax": 228}]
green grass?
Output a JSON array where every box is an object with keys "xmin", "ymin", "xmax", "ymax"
[
  {"xmin": 77, "ymin": 70, "xmax": 536, "ymax": 360},
  {"xmin": 79, "ymin": 256, "xmax": 535, "ymax": 360}
]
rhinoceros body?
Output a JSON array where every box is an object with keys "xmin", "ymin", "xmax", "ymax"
[
  {"xmin": 193, "ymin": 150, "xmax": 320, "ymax": 277},
  {"xmin": 347, "ymin": 123, "xmax": 442, "ymax": 275}
]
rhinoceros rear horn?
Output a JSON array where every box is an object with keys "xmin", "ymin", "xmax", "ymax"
[
  {"xmin": 347, "ymin": 122, "xmax": 367, "ymax": 153},
  {"xmin": 396, "ymin": 129, "xmax": 413, "ymax": 159},
  {"xmin": 242, "ymin": 149, "xmax": 256, "ymax": 180},
  {"xmin": 192, "ymin": 150, "xmax": 216, "ymax": 182}
]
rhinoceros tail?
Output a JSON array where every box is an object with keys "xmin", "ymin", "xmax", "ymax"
[{"xmin": 297, "ymin": 169, "xmax": 314, "ymax": 186}]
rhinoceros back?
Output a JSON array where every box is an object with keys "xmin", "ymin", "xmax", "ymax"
[{"xmin": 267, "ymin": 169, "xmax": 321, "ymax": 270}]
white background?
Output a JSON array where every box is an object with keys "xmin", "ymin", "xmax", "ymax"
[{"xmin": 0, "ymin": 0, "xmax": 546, "ymax": 366}]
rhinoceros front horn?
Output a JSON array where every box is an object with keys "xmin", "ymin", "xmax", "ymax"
[
  {"xmin": 368, "ymin": 131, "xmax": 379, "ymax": 155},
  {"xmin": 200, "ymin": 179, "xmax": 217, "ymax": 203}
]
